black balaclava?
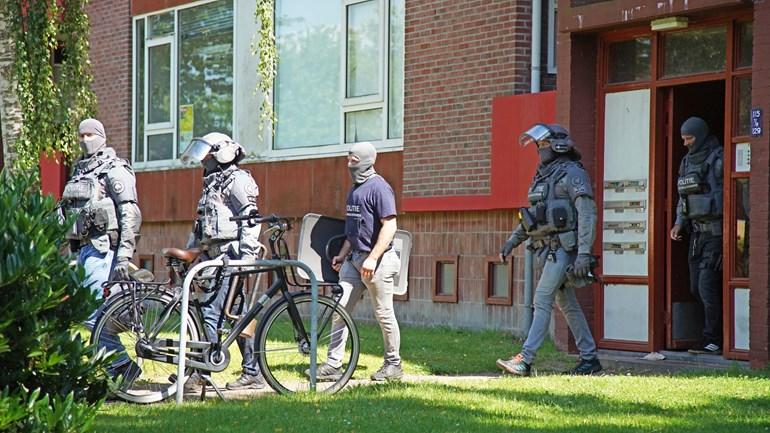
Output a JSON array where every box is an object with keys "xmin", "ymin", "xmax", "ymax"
[
  {"xmin": 202, "ymin": 157, "xmax": 220, "ymax": 176},
  {"xmin": 78, "ymin": 118, "xmax": 107, "ymax": 155},
  {"xmin": 680, "ymin": 116, "xmax": 710, "ymax": 153},
  {"xmin": 538, "ymin": 146, "xmax": 559, "ymax": 164},
  {"xmin": 348, "ymin": 142, "xmax": 377, "ymax": 184}
]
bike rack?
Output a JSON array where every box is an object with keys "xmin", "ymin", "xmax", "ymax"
[{"xmin": 176, "ymin": 258, "xmax": 320, "ymax": 404}]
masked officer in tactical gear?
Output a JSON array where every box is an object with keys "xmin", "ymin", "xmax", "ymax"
[
  {"xmin": 60, "ymin": 118, "xmax": 142, "ymax": 379},
  {"xmin": 670, "ymin": 117, "xmax": 724, "ymax": 355},
  {"xmin": 496, "ymin": 123, "xmax": 602, "ymax": 377},
  {"xmin": 180, "ymin": 132, "xmax": 266, "ymax": 391},
  {"xmin": 311, "ymin": 142, "xmax": 403, "ymax": 382}
]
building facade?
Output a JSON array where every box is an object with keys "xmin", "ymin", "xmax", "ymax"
[{"xmin": 71, "ymin": 0, "xmax": 769, "ymax": 367}]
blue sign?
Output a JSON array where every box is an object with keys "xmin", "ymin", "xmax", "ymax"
[{"xmin": 751, "ymin": 108, "xmax": 762, "ymax": 137}]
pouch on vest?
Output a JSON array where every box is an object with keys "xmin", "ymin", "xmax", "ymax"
[
  {"xmin": 519, "ymin": 207, "xmax": 537, "ymax": 232},
  {"xmin": 685, "ymin": 195, "xmax": 712, "ymax": 219},
  {"xmin": 90, "ymin": 197, "xmax": 118, "ymax": 234},
  {"xmin": 551, "ymin": 207, "xmax": 568, "ymax": 229},
  {"xmin": 677, "ymin": 172, "xmax": 704, "ymax": 195},
  {"xmin": 557, "ymin": 230, "xmax": 577, "ymax": 251}
]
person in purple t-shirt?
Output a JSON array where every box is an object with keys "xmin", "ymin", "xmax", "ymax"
[{"xmin": 316, "ymin": 142, "xmax": 403, "ymax": 382}]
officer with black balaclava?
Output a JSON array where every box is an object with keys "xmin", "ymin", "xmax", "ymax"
[
  {"xmin": 495, "ymin": 123, "xmax": 602, "ymax": 377},
  {"xmin": 60, "ymin": 118, "xmax": 142, "ymax": 379},
  {"xmin": 670, "ymin": 117, "xmax": 724, "ymax": 355},
  {"xmin": 179, "ymin": 132, "xmax": 266, "ymax": 392}
]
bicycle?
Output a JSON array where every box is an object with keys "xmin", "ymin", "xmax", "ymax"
[{"xmin": 89, "ymin": 214, "xmax": 360, "ymax": 403}]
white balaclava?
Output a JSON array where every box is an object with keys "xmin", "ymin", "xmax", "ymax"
[
  {"xmin": 348, "ymin": 142, "xmax": 377, "ymax": 184},
  {"xmin": 78, "ymin": 118, "xmax": 107, "ymax": 155}
]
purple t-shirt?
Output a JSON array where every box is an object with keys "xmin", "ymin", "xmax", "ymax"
[{"xmin": 345, "ymin": 175, "xmax": 397, "ymax": 252}]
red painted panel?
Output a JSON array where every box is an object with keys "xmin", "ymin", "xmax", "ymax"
[
  {"xmin": 132, "ymin": 0, "xmax": 197, "ymax": 15},
  {"xmin": 39, "ymin": 152, "xmax": 67, "ymax": 200},
  {"xmin": 402, "ymin": 91, "xmax": 556, "ymax": 212}
]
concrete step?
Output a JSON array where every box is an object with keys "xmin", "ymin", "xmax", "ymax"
[{"xmin": 597, "ymin": 349, "xmax": 749, "ymax": 374}]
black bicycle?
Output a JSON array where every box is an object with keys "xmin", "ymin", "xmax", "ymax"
[{"xmin": 89, "ymin": 214, "xmax": 359, "ymax": 403}]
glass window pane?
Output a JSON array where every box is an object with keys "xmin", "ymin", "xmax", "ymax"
[
  {"xmin": 148, "ymin": 12, "xmax": 174, "ymax": 39},
  {"xmin": 148, "ymin": 44, "xmax": 171, "ymax": 124},
  {"xmin": 439, "ymin": 262, "xmax": 456, "ymax": 295},
  {"xmin": 346, "ymin": 0, "xmax": 381, "ymax": 98},
  {"xmin": 607, "ymin": 38, "xmax": 651, "ymax": 84},
  {"xmin": 663, "ymin": 27, "xmax": 726, "ymax": 78},
  {"xmin": 734, "ymin": 178, "xmax": 750, "ymax": 278},
  {"xmin": 345, "ymin": 109, "xmax": 382, "ymax": 143},
  {"xmin": 147, "ymin": 133, "xmax": 174, "ymax": 161},
  {"xmin": 491, "ymin": 263, "xmax": 510, "ymax": 298},
  {"xmin": 388, "ymin": 0, "xmax": 404, "ymax": 139},
  {"xmin": 735, "ymin": 76, "xmax": 752, "ymax": 137},
  {"xmin": 178, "ymin": 0, "xmax": 234, "ymax": 151},
  {"xmin": 737, "ymin": 22, "xmax": 753, "ymax": 68},
  {"xmin": 274, "ymin": 0, "xmax": 341, "ymax": 149},
  {"xmin": 135, "ymin": 19, "xmax": 145, "ymax": 162}
]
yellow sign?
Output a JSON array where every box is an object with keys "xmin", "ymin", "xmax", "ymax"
[{"xmin": 179, "ymin": 104, "xmax": 194, "ymax": 144}]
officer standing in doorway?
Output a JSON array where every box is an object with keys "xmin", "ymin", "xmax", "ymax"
[
  {"xmin": 180, "ymin": 132, "xmax": 266, "ymax": 391},
  {"xmin": 670, "ymin": 117, "xmax": 724, "ymax": 355},
  {"xmin": 496, "ymin": 123, "xmax": 602, "ymax": 376},
  {"xmin": 60, "ymin": 118, "xmax": 142, "ymax": 378}
]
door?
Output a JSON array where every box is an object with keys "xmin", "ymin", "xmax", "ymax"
[{"xmin": 662, "ymin": 80, "xmax": 725, "ymax": 350}]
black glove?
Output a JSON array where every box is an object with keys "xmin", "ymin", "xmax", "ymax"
[
  {"xmin": 573, "ymin": 253, "xmax": 593, "ymax": 278},
  {"xmin": 112, "ymin": 259, "xmax": 131, "ymax": 281},
  {"xmin": 499, "ymin": 236, "xmax": 520, "ymax": 261}
]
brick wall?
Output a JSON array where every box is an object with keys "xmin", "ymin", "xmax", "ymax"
[
  {"xmin": 86, "ymin": 0, "xmax": 132, "ymax": 160},
  {"xmin": 403, "ymin": 0, "xmax": 533, "ymax": 198},
  {"xmin": 749, "ymin": 1, "xmax": 770, "ymax": 369}
]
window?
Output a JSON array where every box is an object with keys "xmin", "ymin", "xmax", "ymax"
[
  {"xmin": 133, "ymin": 0, "xmax": 234, "ymax": 165},
  {"xmin": 486, "ymin": 257, "xmax": 513, "ymax": 306},
  {"xmin": 607, "ymin": 37, "xmax": 651, "ymax": 84},
  {"xmin": 433, "ymin": 257, "xmax": 458, "ymax": 303},
  {"xmin": 662, "ymin": 27, "xmax": 727, "ymax": 78},
  {"xmin": 138, "ymin": 254, "xmax": 155, "ymax": 273},
  {"xmin": 546, "ymin": 0, "xmax": 557, "ymax": 74},
  {"xmin": 274, "ymin": 0, "xmax": 404, "ymax": 153}
]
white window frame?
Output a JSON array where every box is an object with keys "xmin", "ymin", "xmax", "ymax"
[
  {"xmin": 547, "ymin": 0, "xmax": 557, "ymax": 74},
  {"xmin": 263, "ymin": 0, "xmax": 403, "ymax": 161},
  {"xmin": 132, "ymin": 0, "xmax": 237, "ymax": 171}
]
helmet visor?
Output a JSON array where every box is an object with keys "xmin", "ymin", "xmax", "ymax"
[
  {"xmin": 518, "ymin": 124, "xmax": 553, "ymax": 147},
  {"xmin": 180, "ymin": 138, "xmax": 212, "ymax": 164}
]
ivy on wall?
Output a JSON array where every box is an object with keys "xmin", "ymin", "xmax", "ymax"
[
  {"xmin": 253, "ymin": 0, "xmax": 277, "ymax": 132},
  {"xmin": 4, "ymin": 0, "xmax": 96, "ymax": 171}
]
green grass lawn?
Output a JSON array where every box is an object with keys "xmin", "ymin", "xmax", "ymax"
[{"xmin": 95, "ymin": 322, "xmax": 770, "ymax": 433}]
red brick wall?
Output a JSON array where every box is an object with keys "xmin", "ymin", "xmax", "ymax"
[
  {"xmin": 86, "ymin": 0, "xmax": 131, "ymax": 160},
  {"xmin": 749, "ymin": 1, "xmax": 770, "ymax": 369},
  {"xmin": 403, "ymin": 0, "xmax": 533, "ymax": 198}
]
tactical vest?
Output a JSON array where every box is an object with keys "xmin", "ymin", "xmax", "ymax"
[
  {"xmin": 676, "ymin": 146, "xmax": 723, "ymax": 221},
  {"xmin": 196, "ymin": 168, "xmax": 240, "ymax": 244},
  {"xmin": 61, "ymin": 158, "xmax": 121, "ymax": 241},
  {"xmin": 524, "ymin": 160, "xmax": 578, "ymax": 239}
]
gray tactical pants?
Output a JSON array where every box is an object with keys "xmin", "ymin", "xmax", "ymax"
[
  {"xmin": 327, "ymin": 249, "xmax": 401, "ymax": 367},
  {"xmin": 521, "ymin": 247, "xmax": 598, "ymax": 364}
]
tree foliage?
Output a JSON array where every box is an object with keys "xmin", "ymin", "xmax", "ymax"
[
  {"xmin": 3, "ymin": 0, "xmax": 96, "ymax": 171},
  {"xmin": 0, "ymin": 171, "xmax": 112, "ymax": 432}
]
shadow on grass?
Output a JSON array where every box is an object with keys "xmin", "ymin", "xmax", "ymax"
[{"xmin": 96, "ymin": 381, "xmax": 770, "ymax": 433}]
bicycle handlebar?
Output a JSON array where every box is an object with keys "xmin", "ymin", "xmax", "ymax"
[{"xmin": 229, "ymin": 211, "xmax": 290, "ymax": 228}]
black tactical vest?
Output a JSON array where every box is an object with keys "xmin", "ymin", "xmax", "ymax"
[
  {"xmin": 676, "ymin": 145, "xmax": 723, "ymax": 222},
  {"xmin": 525, "ymin": 160, "xmax": 578, "ymax": 238}
]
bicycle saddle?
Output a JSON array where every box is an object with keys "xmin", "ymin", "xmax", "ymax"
[{"xmin": 161, "ymin": 247, "xmax": 202, "ymax": 263}]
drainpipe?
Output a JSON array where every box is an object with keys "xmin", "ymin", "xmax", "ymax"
[{"xmin": 522, "ymin": 0, "xmax": 543, "ymax": 333}]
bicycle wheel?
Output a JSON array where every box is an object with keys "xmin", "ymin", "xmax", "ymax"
[
  {"xmin": 90, "ymin": 289, "xmax": 202, "ymax": 403},
  {"xmin": 256, "ymin": 292, "xmax": 359, "ymax": 394}
]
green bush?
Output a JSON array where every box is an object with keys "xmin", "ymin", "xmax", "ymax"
[{"xmin": 0, "ymin": 171, "xmax": 112, "ymax": 433}]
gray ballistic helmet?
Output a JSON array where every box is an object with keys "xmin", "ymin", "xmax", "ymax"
[
  {"xmin": 519, "ymin": 123, "xmax": 575, "ymax": 153},
  {"xmin": 180, "ymin": 132, "xmax": 245, "ymax": 165}
]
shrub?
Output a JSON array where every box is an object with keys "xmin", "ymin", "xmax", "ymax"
[{"xmin": 0, "ymin": 171, "xmax": 112, "ymax": 433}]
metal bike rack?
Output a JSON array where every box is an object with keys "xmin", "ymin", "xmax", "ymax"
[{"xmin": 176, "ymin": 258, "xmax": 320, "ymax": 404}]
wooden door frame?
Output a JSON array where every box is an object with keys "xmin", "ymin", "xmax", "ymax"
[{"xmin": 593, "ymin": 10, "xmax": 752, "ymax": 358}]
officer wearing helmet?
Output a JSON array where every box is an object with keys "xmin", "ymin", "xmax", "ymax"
[
  {"xmin": 60, "ymin": 118, "xmax": 142, "ymax": 379},
  {"xmin": 496, "ymin": 123, "xmax": 602, "ymax": 377},
  {"xmin": 180, "ymin": 132, "xmax": 266, "ymax": 391},
  {"xmin": 670, "ymin": 117, "xmax": 724, "ymax": 355}
]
